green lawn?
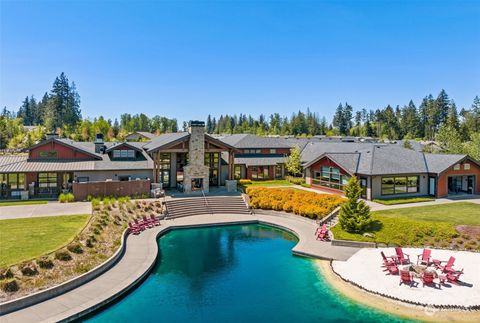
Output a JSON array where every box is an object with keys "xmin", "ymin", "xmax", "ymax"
[
  {"xmin": 0, "ymin": 200, "xmax": 49, "ymax": 207},
  {"xmin": 373, "ymin": 197, "xmax": 434, "ymax": 205},
  {"xmin": 331, "ymin": 202, "xmax": 480, "ymax": 248},
  {"xmin": 372, "ymin": 202, "xmax": 480, "ymax": 226},
  {"xmin": 0, "ymin": 214, "xmax": 90, "ymax": 267},
  {"xmin": 245, "ymin": 180, "xmax": 293, "ymax": 187}
]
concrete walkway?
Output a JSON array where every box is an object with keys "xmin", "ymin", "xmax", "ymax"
[
  {"xmin": 0, "ymin": 212, "xmax": 359, "ymax": 323},
  {"xmin": 0, "ymin": 202, "xmax": 92, "ymax": 220}
]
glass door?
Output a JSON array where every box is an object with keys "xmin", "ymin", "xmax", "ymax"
[{"xmin": 428, "ymin": 177, "xmax": 436, "ymax": 196}]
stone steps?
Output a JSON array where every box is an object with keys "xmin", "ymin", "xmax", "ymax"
[{"xmin": 166, "ymin": 196, "xmax": 251, "ymax": 218}]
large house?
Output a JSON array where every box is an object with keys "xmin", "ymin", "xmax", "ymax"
[{"xmin": 0, "ymin": 120, "xmax": 478, "ymax": 201}]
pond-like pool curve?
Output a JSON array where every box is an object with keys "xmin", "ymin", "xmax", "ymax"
[{"xmin": 85, "ymin": 224, "xmax": 413, "ymax": 322}]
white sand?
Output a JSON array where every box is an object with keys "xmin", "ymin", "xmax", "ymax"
[{"xmin": 332, "ymin": 247, "xmax": 480, "ymax": 308}]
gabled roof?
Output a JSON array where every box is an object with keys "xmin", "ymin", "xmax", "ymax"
[
  {"xmin": 143, "ymin": 132, "xmax": 190, "ymax": 152},
  {"xmin": 234, "ymin": 155, "xmax": 287, "ymax": 167},
  {"xmin": 423, "ymin": 153, "xmax": 468, "ymax": 174},
  {"xmin": 105, "ymin": 141, "xmax": 144, "ymax": 153},
  {"xmin": 29, "ymin": 138, "xmax": 103, "ymax": 160},
  {"xmin": 218, "ymin": 134, "xmax": 293, "ymax": 149}
]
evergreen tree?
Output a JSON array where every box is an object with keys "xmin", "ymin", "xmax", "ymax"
[{"xmin": 338, "ymin": 176, "xmax": 372, "ymax": 233}]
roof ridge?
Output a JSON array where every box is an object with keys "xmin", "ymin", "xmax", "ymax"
[
  {"xmin": 369, "ymin": 145, "xmax": 376, "ymax": 174},
  {"xmin": 422, "ymin": 152, "xmax": 429, "ymax": 173}
]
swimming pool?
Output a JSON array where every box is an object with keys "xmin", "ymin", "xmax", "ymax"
[{"xmin": 85, "ymin": 224, "xmax": 412, "ymax": 322}]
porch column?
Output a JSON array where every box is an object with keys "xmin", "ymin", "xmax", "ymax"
[{"xmin": 228, "ymin": 149, "xmax": 234, "ymax": 180}]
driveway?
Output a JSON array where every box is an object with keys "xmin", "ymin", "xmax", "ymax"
[{"xmin": 0, "ymin": 202, "xmax": 92, "ymax": 220}]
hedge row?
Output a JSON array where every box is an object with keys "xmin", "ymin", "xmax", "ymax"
[{"xmin": 246, "ymin": 187, "xmax": 344, "ymax": 219}]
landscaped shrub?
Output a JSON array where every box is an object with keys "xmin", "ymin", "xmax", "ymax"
[
  {"xmin": 67, "ymin": 243, "xmax": 84, "ymax": 254},
  {"xmin": 1, "ymin": 279, "xmax": 19, "ymax": 293},
  {"xmin": 91, "ymin": 198, "xmax": 101, "ymax": 209},
  {"xmin": 0, "ymin": 268, "xmax": 14, "ymax": 280},
  {"xmin": 86, "ymin": 238, "xmax": 94, "ymax": 248},
  {"xmin": 36, "ymin": 258, "xmax": 54, "ymax": 269},
  {"xmin": 239, "ymin": 179, "xmax": 252, "ymax": 185},
  {"xmin": 339, "ymin": 177, "xmax": 372, "ymax": 233},
  {"xmin": 246, "ymin": 187, "xmax": 344, "ymax": 219},
  {"xmin": 58, "ymin": 193, "xmax": 75, "ymax": 203},
  {"xmin": 20, "ymin": 264, "xmax": 38, "ymax": 276},
  {"xmin": 55, "ymin": 251, "xmax": 72, "ymax": 261},
  {"xmin": 285, "ymin": 176, "xmax": 305, "ymax": 185}
]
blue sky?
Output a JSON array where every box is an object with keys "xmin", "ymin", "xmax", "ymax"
[{"xmin": 1, "ymin": 0, "xmax": 479, "ymax": 124}]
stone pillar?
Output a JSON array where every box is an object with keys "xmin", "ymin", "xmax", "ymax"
[{"xmin": 225, "ymin": 180, "xmax": 237, "ymax": 192}]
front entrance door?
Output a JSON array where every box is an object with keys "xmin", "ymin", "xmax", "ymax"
[
  {"xmin": 467, "ymin": 176, "xmax": 474, "ymax": 194},
  {"xmin": 360, "ymin": 177, "xmax": 367, "ymax": 199}
]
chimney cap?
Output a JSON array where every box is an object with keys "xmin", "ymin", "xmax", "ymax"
[{"xmin": 189, "ymin": 120, "xmax": 205, "ymax": 127}]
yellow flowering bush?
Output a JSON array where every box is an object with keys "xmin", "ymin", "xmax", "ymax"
[{"xmin": 246, "ymin": 187, "xmax": 344, "ymax": 219}]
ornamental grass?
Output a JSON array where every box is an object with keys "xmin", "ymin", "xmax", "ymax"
[{"xmin": 246, "ymin": 187, "xmax": 344, "ymax": 219}]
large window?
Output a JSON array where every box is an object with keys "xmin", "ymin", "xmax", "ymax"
[
  {"xmin": 381, "ymin": 176, "xmax": 419, "ymax": 195},
  {"xmin": 113, "ymin": 149, "xmax": 136, "ymax": 159},
  {"xmin": 205, "ymin": 152, "xmax": 219, "ymax": 186},
  {"xmin": 176, "ymin": 153, "xmax": 188, "ymax": 183},
  {"xmin": 234, "ymin": 165, "xmax": 242, "ymax": 180},
  {"xmin": 244, "ymin": 149, "xmax": 261, "ymax": 154},
  {"xmin": 251, "ymin": 166, "xmax": 269, "ymax": 180},
  {"xmin": 312, "ymin": 166, "xmax": 349, "ymax": 191},
  {"xmin": 38, "ymin": 173, "xmax": 57, "ymax": 188},
  {"xmin": 2, "ymin": 173, "xmax": 25, "ymax": 190},
  {"xmin": 158, "ymin": 153, "xmax": 171, "ymax": 186}
]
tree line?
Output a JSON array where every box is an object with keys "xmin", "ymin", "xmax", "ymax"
[{"xmin": 1, "ymin": 73, "xmax": 479, "ymax": 160}]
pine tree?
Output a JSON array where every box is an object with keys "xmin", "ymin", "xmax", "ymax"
[{"xmin": 339, "ymin": 176, "xmax": 372, "ymax": 233}]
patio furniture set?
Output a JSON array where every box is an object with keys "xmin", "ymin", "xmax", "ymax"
[
  {"xmin": 128, "ymin": 214, "xmax": 161, "ymax": 235},
  {"xmin": 381, "ymin": 248, "xmax": 464, "ymax": 288}
]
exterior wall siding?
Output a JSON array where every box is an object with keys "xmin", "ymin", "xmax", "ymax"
[
  {"xmin": 30, "ymin": 141, "xmax": 93, "ymax": 160},
  {"xmin": 437, "ymin": 160, "xmax": 480, "ymax": 197}
]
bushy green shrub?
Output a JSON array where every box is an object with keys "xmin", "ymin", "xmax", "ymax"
[
  {"xmin": 55, "ymin": 251, "xmax": 72, "ymax": 261},
  {"xmin": 339, "ymin": 176, "xmax": 372, "ymax": 233},
  {"xmin": 67, "ymin": 243, "xmax": 84, "ymax": 254},
  {"xmin": 36, "ymin": 258, "xmax": 54, "ymax": 269},
  {"xmin": 91, "ymin": 198, "xmax": 101, "ymax": 209},
  {"xmin": 285, "ymin": 176, "xmax": 305, "ymax": 185},
  {"xmin": 20, "ymin": 264, "xmax": 38, "ymax": 276},
  {"xmin": 1, "ymin": 279, "xmax": 19, "ymax": 293},
  {"xmin": 0, "ymin": 268, "xmax": 14, "ymax": 280},
  {"xmin": 58, "ymin": 193, "xmax": 75, "ymax": 203}
]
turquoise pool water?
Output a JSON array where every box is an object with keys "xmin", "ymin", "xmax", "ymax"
[{"xmin": 86, "ymin": 224, "xmax": 412, "ymax": 322}]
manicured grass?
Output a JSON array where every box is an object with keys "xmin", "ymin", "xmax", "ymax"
[
  {"xmin": 373, "ymin": 202, "xmax": 480, "ymax": 226},
  {"xmin": 331, "ymin": 202, "xmax": 480, "ymax": 248},
  {"xmin": 245, "ymin": 180, "xmax": 293, "ymax": 187},
  {"xmin": 0, "ymin": 214, "xmax": 90, "ymax": 267},
  {"xmin": 373, "ymin": 197, "xmax": 434, "ymax": 205},
  {"xmin": 0, "ymin": 200, "xmax": 49, "ymax": 207}
]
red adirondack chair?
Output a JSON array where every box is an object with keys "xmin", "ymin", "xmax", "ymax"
[
  {"xmin": 446, "ymin": 269, "xmax": 464, "ymax": 285},
  {"xmin": 142, "ymin": 215, "xmax": 154, "ymax": 228},
  {"xmin": 150, "ymin": 214, "xmax": 160, "ymax": 226},
  {"xmin": 421, "ymin": 271, "xmax": 436, "ymax": 287},
  {"xmin": 380, "ymin": 251, "xmax": 396, "ymax": 269},
  {"xmin": 316, "ymin": 224, "xmax": 329, "ymax": 241},
  {"xmin": 134, "ymin": 218, "xmax": 146, "ymax": 231},
  {"xmin": 394, "ymin": 247, "xmax": 410, "ymax": 264},
  {"xmin": 385, "ymin": 262, "xmax": 399, "ymax": 275},
  {"xmin": 399, "ymin": 269, "xmax": 415, "ymax": 286},
  {"xmin": 417, "ymin": 249, "xmax": 431, "ymax": 266},
  {"xmin": 436, "ymin": 256, "xmax": 456, "ymax": 273},
  {"xmin": 128, "ymin": 222, "xmax": 141, "ymax": 235}
]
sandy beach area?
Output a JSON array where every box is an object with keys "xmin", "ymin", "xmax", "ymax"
[{"xmin": 316, "ymin": 260, "xmax": 480, "ymax": 322}]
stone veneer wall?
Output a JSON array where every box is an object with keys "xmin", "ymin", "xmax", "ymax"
[{"xmin": 183, "ymin": 123, "xmax": 210, "ymax": 193}]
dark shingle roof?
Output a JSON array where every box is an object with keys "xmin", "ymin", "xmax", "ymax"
[
  {"xmin": 143, "ymin": 132, "xmax": 189, "ymax": 152},
  {"xmin": 234, "ymin": 155, "xmax": 287, "ymax": 167},
  {"xmin": 219, "ymin": 134, "xmax": 293, "ymax": 149},
  {"xmin": 424, "ymin": 153, "xmax": 466, "ymax": 173}
]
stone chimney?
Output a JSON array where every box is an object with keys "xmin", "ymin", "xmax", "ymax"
[
  {"xmin": 94, "ymin": 133, "xmax": 105, "ymax": 153},
  {"xmin": 183, "ymin": 120, "xmax": 209, "ymax": 193}
]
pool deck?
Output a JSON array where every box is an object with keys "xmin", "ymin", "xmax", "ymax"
[{"xmin": 0, "ymin": 212, "xmax": 359, "ymax": 323}]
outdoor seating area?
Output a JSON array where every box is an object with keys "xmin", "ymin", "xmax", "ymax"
[
  {"xmin": 332, "ymin": 247, "xmax": 480, "ymax": 308},
  {"xmin": 315, "ymin": 224, "xmax": 330, "ymax": 241},
  {"xmin": 128, "ymin": 214, "xmax": 161, "ymax": 235},
  {"xmin": 381, "ymin": 248, "xmax": 465, "ymax": 288}
]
